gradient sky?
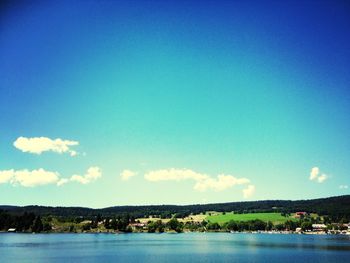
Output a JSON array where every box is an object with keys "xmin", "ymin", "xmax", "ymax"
[{"xmin": 1, "ymin": 0, "xmax": 349, "ymax": 208}]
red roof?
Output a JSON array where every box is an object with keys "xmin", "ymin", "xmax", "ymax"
[{"xmin": 296, "ymin": 212, "xmax": 307, "ymax": 215}]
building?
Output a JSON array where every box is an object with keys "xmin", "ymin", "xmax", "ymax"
[
  {"xmin": 295, "ymin": 227, "xmax": 302, "ymax": 233},
  {"xmin": 130, "ymin": 223, "xmax": 146, "ymax": 227},
  {"xmin": 295, "ymin": 212, "xmax": 307, "ymax": 218},
  {"xmin": 312, "ymin": 224, "xmax": 327, "ymax": 231}
]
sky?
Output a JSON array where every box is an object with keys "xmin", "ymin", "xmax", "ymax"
[{"xmin": 0, "ymin": 0, "xmax": 349, "ymax": 208}]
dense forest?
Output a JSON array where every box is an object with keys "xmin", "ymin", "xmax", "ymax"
[{"xmin": 1, "ymin": 195, "xmax": 349, "ymax": 222}]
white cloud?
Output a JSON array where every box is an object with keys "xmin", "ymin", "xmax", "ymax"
[
  {"xmin": 13, "ymin": 136, "xmax": 79, "ymax": 156},
  {"xmin": 57, "ymin": 178, "xmax": 69, "ymax": 186},
  {"xmin": 120, "ymin": 169, "xmax": 137, "ymax": 181},
  {"xmin": 70, "ymin": 175, "xmax": 88, "ymax": 184},
  {"xmin": 317, "ymin": 174, "xmax": 327, "ymax": 183},
  {"xmin": 145, "ymin": 168, "xmax": 208, "ymax": 182},
  {"xmin": 243, "ymin": 185, "xmax": 255, "ymax": 198},
  {"xmin": 0, "ymin": 166, "xmax": 101, "ymax": 187},
  {"xmin": 339, "ymin": 185, "xmax": 348, "ymax": 189},
  {"xmin": 14, "ymin": 169, "xmax": 59, "ymax": 187},
  {"xmin": 70, "ymin": 166, "xmax": 102, "ymax": 184},
  {"xmin": 0, "ymin": 170, "xmax": 15, "ymax": 184},
  {"xmin": 0, "ymin": 168, "xmax": 59, "ymax": 187},
  {"xmin": 309, "ymin": 167, "xmax": 319, "ymax": 180},
  {"xmin": 144, "ymin": 168, "xmax": 252, "ymax": 196},
  {"xmin": 309, "ymin": 167, "xmax": 328, "ymax": 183},
  {"xmin": 194, "ymin": 174, "xmax": 250, "ymax": 192}
]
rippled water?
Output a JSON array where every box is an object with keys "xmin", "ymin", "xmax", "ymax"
[{"xmin": 1, "ymin": 233, "xmax": 349, "ymax": 262}]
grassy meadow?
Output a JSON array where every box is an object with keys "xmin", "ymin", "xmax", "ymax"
[
  {"xmin": 136, "ymin": 212, "xmax": 299, "ymax": 226},
  {"xmin": 206, "ymin": 212, "xmax": 297, "ymax": 225}
]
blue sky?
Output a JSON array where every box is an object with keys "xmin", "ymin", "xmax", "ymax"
[{"xmin": 1, "ymin": 0, "xmax": 349, "ymax": 207}]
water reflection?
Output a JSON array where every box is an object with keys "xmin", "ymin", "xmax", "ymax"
[{"xmin": 0, "ymin": 233, "xmax": 349, "ymax": 263}]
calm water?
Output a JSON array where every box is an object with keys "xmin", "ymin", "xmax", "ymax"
[{"xmin": 0, "ymin": 233, "xmax": 349, "ymax": 262}]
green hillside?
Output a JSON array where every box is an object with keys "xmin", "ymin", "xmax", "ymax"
[{"xmin": 207, "ymin": 212, "xmax": 297, "ymax": 224}]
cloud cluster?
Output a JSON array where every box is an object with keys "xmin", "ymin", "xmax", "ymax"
[
  {"xmin": 4, "ymin": 135, "xmax": 102, "ymax": 187},
  {"xmin": 309, "ymin": 167, "xmax": 328, "ymax": 183},
  {"xmin": 144, "ymin": 168, "xmax": 253, "ymax": 198},
  {"xmin": 120, "ymin": 169, "xmax": 137, "ymax": 181},
  {"xmin": 13, "ymin": 136, "xmax": 79, "ymax": 156},
  {"xmin": 339, "ymin": 185, "xmax": 348, "ymax": 189},
  {"xmin": 0, "ymin": 168, "xmax": 59, "ymax": 187},
  {"xmin": 0, "ymin": 166, "xmax": 102, "ymax": 187}
]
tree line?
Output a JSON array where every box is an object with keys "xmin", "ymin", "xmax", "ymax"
[
  {"xmin": 1, "ymin": 209, "xmax": 348, "ymax": 234},
  {"xmin": 0, "ymin": 209, "xmax": 50, "ymax": 233}
]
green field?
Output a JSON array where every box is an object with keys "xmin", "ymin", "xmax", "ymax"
[{"xmin": 206, "ymin": 212, "xmax": 296, "ymax": 224}]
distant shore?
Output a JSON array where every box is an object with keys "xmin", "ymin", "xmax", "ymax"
[
  {"xmin": 2, "ymin": 197, "xmax": 349, "ymax": 235},
  {"xmin": 2, "ymin": 229, "xmax": 349, "ymax": 235}
]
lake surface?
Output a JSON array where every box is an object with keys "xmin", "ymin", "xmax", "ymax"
[{"xmin": 0, "ymin": 233, "xmax": 349, "ymax": 262}]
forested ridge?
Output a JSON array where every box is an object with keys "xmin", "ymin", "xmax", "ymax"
[{"xmin": 1, "ymin": 195, "xmax": 349, "ymax": 221}]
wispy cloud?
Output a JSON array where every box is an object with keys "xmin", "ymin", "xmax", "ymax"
[
  {"xmin": 70, "ymin": 166, "xmax": 102, "ymax": 184},
  {"xmin": 144, "ymin": 168, "xmax": 253, "ymax": 197},
  {"xmin": 120, "ymin": 169, "xmax": 137, "ymax": 181},
  {"xmin": 339, "ymin": 185, "xmax": 348, "ymax": 189},
  {"xmin": 145, "ymin": 168, "xmax": 208, "ymax": 182},
  {"xmin": 317, "ymin": 174, "xmax": 327, "ymax": 183},
  {"xmin": 242, "ymin": 185, "xmax": 256, "ymax": 198},
  {"xmin": 0, "ymin": 170, "xmax": 13, "ymax": 184},
  {"xmin": 13, "ymin": 136, "xmax": 79, "ymax": 156},
  {"xmin": 309, "ymin": 167, "xmax": 328, "ymax": 183},
  {"xmin": 0, "ymin": 168, "xmax": 59, "ymax": 187},
  {"xmin": 309, "ymin": 167, "xmax": 319, "ymax": 180},
  {"xmin": 194, "ymin": 174, "xmax": 250, "ymax": 192},
  {"xmin": 57, "ymin": 178, "xmax": 69, "ymax": 187}
]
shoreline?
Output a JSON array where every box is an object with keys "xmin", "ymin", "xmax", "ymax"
[{"xmin": 1, "ymin": 230, "xmax": 349, "ymax": 235}]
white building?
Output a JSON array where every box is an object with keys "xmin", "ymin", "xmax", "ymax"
[{"xmin": 312, "ymin": 224, "xmax": 326, "ymax": 231}]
